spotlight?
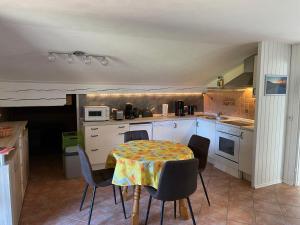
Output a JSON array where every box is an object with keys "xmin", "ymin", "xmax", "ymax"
[
  {"xmin": 97, "ymin": 56, "xmax": 109, "ymax": 66},
  {"xmin": 67, "ymin": 54, "xmax": 73, "ymax": 64},
  {"xmin": 48, "ymin": 52, "xmax": 56, "ymax": 62},
  {"xmin": 83, "ymin": 55, "xmax": 92, "ymax": 65}
]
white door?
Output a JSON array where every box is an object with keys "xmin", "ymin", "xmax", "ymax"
[
  {"xmin": 196, "ymin": 119, "xmax": 216, "ymax": 156},
  {"xmin": 152, "ymin": 121, "xmax": 174, "ymax": 141},
  {"xmin": 129, "ymin": 123, "xmax": 153, "ymax": 140},
  {"xmin": 173, "ymin": 119, "xmax": 197, "ymax": 144},
  {"xmin": 239, "ymin": 129, "xmax": 253, "ymax": 175}
]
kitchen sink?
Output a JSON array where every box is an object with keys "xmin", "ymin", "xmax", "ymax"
[{"xmin": 221, "ymin": 120, "xmax": 253, "ymax": 127}]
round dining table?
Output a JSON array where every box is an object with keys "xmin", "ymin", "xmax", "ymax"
[{"xmin": 106, "ymin": 140, "xmax": 194, "ymax": 225}]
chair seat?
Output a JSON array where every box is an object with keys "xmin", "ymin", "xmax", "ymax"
[{"xmin": 92, "ymin": 168, "xmax": 114, "ymax": 187}]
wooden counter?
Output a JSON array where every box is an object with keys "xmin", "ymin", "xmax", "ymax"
[{"xmin": 0, "ymin": 121, "xmax": 29, "ymax": 225}]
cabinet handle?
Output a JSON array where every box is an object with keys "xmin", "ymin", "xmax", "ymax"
[
  {"xmin": 118, "ymin": 126, "xmax": 125, "ymax": 128},
  {"xmin": 91, "ymin": 149, "xmax": 99, "ymax": 152},
  {"xmin": 174, "ymin": 122, "xmax": 177, "ymax": 128},
  {"xmin": 118, "ymin": 132, "xmax": 125, "ymax": 135},
  {"xmin": 91, "ymin": 134, "xmax": 99, "ymax": 137},
  {"xmin": 240, "ymin": 132, "xmax": 244, "ymax": 140},
  {"xmin": 91, "ymin": 128, "xmax": 98, "ymax": 130}
]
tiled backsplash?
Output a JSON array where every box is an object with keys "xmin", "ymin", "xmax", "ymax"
[
  {"xmin": 79, "ymin": 94, "xmax": 204, "ymax": 117},
  {"xmin": 204, "ymin": 88, "xmax": 255, "ymax": 119}
]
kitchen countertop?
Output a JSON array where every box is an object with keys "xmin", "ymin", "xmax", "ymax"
[
  {"xmin": 81, "ymin": 114, "xmax": 255, "ymax": 131},
  {"xmin": 0, "ymin": 121, "xmax": 27, "ymax": 166},
  {"xmin": 0, "ymin": 121, "xmax": 27, "ymax": 148}
]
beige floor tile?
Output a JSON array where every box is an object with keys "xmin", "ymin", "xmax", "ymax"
[
  {"xmin": 254, "ymin": 200, "xmax": 282, "ymax": 215},
  {"xmin": 281, "ymin": 204, "xmax": 300, "ymax": 219},
  {"xmin": 255, "ymin": 212, "xmax": 285, "ymax": 225},
  {"xmin": 285, "ymin": 217, "xmax": 300, "ymax": 225},
  {"xmin": 228, "ymin": 206, "xmax": 255, "ymax": 224}
]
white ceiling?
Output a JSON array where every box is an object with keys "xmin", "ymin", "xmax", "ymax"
[{"xmin": 0, "ymin": 0, "xmax": 299, "ymax": 86}]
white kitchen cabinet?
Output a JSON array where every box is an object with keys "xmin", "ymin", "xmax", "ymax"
[
  {"xmin": 196, "ymin": 118, "xmax": 216, "ymax": 156},
  {"xmin": 152, "ymin": 121, "xmax": 174, "ymax": 141},
  {"xmin": 84, "ymin": 124, "xmax": 129, "ymax": 169},
  {"xmin": 173, "ymin": 119, "xmax": 197, "ymax": 144},
  {"xmin": 153, "ymin": 119, "xmax": 196, "ymax": 144},
  {"xmin": 129, "ymin": 122, "xmax": 153, "ymax": 140},
  {"xmin": 239, "ymin": 129, "xmax": 253, "ymax": 175}
]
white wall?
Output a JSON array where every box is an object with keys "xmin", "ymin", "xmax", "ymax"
[
  {"xmin": 253, "ymin": 41, "xmax": 291, "ymax": 188},
  {"xmin": 284, "ymin": 44, "xmax": 300, "ymax": 185}
]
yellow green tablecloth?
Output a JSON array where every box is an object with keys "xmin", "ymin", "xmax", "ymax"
[{"xmin": 106, "ymin": 140, "xmax": 194, "ymax": 189}]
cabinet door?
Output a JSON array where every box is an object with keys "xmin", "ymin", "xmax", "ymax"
[
  {"xmin": 196, "ymin": 119, "xmax": 216, "ymax": 156},
  {"xmin": 152, "ymin": 121, "xmax": 174, "ymax": 141},
  {"xmin": 239, "ymin": 130, "xmax": 253, "ymax": 175},
  {"xmin": 100, "ymin": 124, "xmax": 129, "ymax": 149},
  {"xmin": 173, "ymin": 119, "xmax": 197, "ymax": 144},
  {"xmin": 129, "ymin": 123, "xmax": 153, "ymax": 140}
]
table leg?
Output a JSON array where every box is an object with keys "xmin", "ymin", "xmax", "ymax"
[
  {"xmin": 179, "ymin": 199, "xmax": 189, "ymax": 220},
  {"xmin": 122, "ymin": 186, "xmax": 128, "ymax": 201},
  {"xmin": 131, "ymin": 185, "xmax": 141, "ymax": 225}
]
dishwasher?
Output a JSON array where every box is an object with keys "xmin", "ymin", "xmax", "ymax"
[{"xmin": 129, "ymin": 122, "xmax": 153, "ymax": 140}]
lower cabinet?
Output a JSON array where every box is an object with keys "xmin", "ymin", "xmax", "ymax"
[
  {"xmin": 196, "ymin": 118, "xmax": 216, "ymax": 156},
  {"xmin": 239, "ymin": 129, "xmax": 254, "ymax": 175},
  {"xmin": 153, "ymin": 119, "xmax": 196, "ymax": 144},
  {"xmin": 129, "ymin": 123, "xmax": 153, "ymax": 140},
  {"xmin": 152, "ymin": 121, "xmax": 174, "ymax": 141},
  {"xmin": 173, "ymin": 119, "xmax": 197, "ymax": 144},
  {"xmin": 0, "ymin": 128, "xmax": 28, "ymax": 225},
  {"xmin": 84, "ymin": 124, "xmax": 129, "ymax": 169}
]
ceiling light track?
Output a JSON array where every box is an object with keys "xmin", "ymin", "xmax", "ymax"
[{"xmin": 48, "ymin": 51, "xmax": 109, "ymax": 65}]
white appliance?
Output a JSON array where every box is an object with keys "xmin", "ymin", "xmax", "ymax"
[
  {"xmin": 129, "ymin": 122, "xmax": 153, "ymax": 140},
  {"xmin": 215, "ymin": 123, "xmax": 241, "ymax": 163},
  {"xmin": 84, "ymin": 106, "xmax": 110, "ymax": 121},
  {"xmin": 162, "ymin": 104, "xmax": 168, "ymax": 117}
]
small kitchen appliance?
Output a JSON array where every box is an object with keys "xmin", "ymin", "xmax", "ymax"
[
  {"xmin": 215, "ymin": 123, "xmax": 241, "ymax": 163},
  {"xmin": 175, "ymin": 100, "xmax": 185, "ymax": 116},
  {"xmin": 125, "ymin": 103, "xmax": 134, "ymax": 119},
  {"xmin": 113, "ymin": 109, "xmax": 124, "ymax": 120},
  {"xmin": 84, "ymin": 106, "xmax": 110, "ymax": 121},
  {"xmin": 188, "ymin": 105, "xmax": 196, "ymax": 115},
  {"xmin": 162, "ymin": 104, "xmax": 168, "ymax": 116}
]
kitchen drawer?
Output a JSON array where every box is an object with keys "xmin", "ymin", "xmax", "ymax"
[
  {"xmin": 85, "ymin": 147, "xmax": 109, "ymax": 165},
  {"xmin": 85, "ymin": 126, "xmax": 101, "ymax": 137}
]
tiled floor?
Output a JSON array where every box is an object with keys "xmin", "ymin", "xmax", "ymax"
[{"xmin": 20, "ymin": 155, "xmax": 300, "ymax": 225}]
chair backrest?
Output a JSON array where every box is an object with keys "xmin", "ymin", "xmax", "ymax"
[
  {"xmin": 77, "ymin": 146, "xmax": 96, "ymax": 186},
  {"xmin": 156, "ymin": 159, "xmax": 199, "ymax": 201},
  {"xmin": 188, "ymin": 135, "xmax": 210, "ymax": 172},
  {"xmin": 124, "ymin": 130, "xmax": 149, "ymax": 143}
]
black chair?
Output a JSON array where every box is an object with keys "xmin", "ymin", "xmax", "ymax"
[
  {"xmin": 145, "ymin": 159, "xmax": 199, "ymax": 225},
  {"xmin": 124, "ymin": 130, "xmax": 149, "ymax": 143},
  {"xmin": 188, "ymin": 135, "xmax": 210, "ymax": 206},
  {"xmin": 77, "ymin": 147, "xmax": 127, "ymax": 225}
]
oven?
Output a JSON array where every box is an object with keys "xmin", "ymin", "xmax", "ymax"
[{"xmin": 215, "ymin": 123, "xmax": 241, "ymax": 163}]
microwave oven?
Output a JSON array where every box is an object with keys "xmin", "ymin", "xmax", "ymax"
[{"xmin": 84, "ymin": 106, "xmax": 110, "ymax": 121}]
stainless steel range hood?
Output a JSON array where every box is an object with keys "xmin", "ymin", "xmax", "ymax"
[{"xmin": 207, "ymin": 55, "xmax": 256, "ymax": 91}]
